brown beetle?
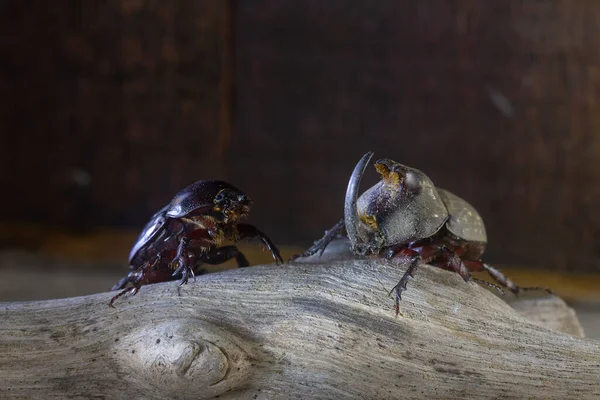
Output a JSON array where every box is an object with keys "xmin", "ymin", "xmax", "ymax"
[{"xmin": 109, "ymin": 180, "xmax": 283, "ymax": 307}]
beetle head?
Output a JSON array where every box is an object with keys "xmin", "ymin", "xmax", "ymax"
[
  {"xmin": 213, "ymin": 187, "xmax": 252, "ymax": 224},
  {"xmin": 166, "ymin": 180, "xmax": 253, "ymax": 226},
  {"xmin": 345, "ymin": 152, "xmax": 448, "ymax": 256}
]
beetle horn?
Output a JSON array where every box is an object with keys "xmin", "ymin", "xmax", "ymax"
[{"xmin": 344, "ymin": 151, "xmax": 374, "ymax": 254}]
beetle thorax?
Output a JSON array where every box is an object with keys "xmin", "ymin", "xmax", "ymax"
[
  {"xmin": 355, "ymin": 175, "xmax": 449, "ymax": 252},
  {"xmin": 344, "ymin": 153, "xmax": 451, "ymax": 256}
]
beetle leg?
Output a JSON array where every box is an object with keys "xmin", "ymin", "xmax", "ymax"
[
  {"xmin": 110, "ymin": 257, "xmax": 157, "ymax": 291},
  {"xmin": 386, "ymin": 244, "xmax": 464, "ymax": 315},
  {"xmin": 385, "ymin": 248, "xmax": 423, "ymax": 316},
  {"xmin": 171, "ymin": 237, "xmax": 197, "ymax": 285},
  {"xmin": 441, "ymin": 249, "xmax": 472, "ymax": 282},
  {"xmin": 463, "ymin": 261, "xmax": 553, "ymax": 296},
  {"xmin": 110, "ymin": 275, "xmax": 131, "ymax": 292},
  {"xmin": 108, "ymin": 264, "xmax": 151, "ymax": 307},
  {"xmin": 470, "ymin": 278, "xmax": 505, "ymax": 295},
  {"xmin": 201, "ymin": 245, "xmax": 250, "ymax": 268},
  {"xmin": 109, "ymin": 285, "xmax": 140, "ymax": 308},
  {"xmin": 290, "ymin": 219, "xmax": 345, "ymax": 260},
  {"xmin": 428, "ymin": 249, "xmax": 512, "ymax": 294},
  {"xmin": 236, "ymin": 223, "xmax": 284, "ymax": 264},
  {"xmin": 462, "ymin": 261, "xmax": 521, "ymax": 294}
]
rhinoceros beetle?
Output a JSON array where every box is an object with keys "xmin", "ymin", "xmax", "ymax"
[
  {"xmin": 109, "ymin": 180, "xmax": 283, "ymax": 307},
  {"xmin": 295, "ymin": 152, "xmax": 550, "ymax": 315}
]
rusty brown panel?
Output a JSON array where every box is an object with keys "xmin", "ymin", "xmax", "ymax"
[
  {"xmin": 0, "ymin": 0, "xmax": 230, "ymax": 230},
  {"xmin": 233, "ymin": 0, "xmax": 600, "ymax": 271}
]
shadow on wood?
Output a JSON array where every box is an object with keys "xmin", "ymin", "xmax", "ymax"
[{"xmin": 1, "ymin": 260, "xmax": 598, "ymax": 399}]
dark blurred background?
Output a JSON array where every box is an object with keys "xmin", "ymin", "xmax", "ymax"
[{"xmin": 1, "ymin": 1, "xmax": 599, "ymax": 334}]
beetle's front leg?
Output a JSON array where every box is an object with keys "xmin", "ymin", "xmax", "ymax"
[
  {"xmin": 171, "ymin": 237, "xmax": 198, "ymax": 285},
  {"xmin": 290, "ymin": 219, "xmax": 345, "ymax": 260},
  {"xmin": 201, "ymin": 245, "xmax": 250, "ymax": 268},
  {"xmin": 236, "ymin": 223, "xmax": 284, "ymax": 264},
  {"xmin": 385, "ymin": 247, "xmax": 422, "ymax": 316},
  {"xmin": 385, "ymin": 244, "xmax": 451, "ymax": 316}
]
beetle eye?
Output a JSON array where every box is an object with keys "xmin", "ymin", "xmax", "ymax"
[{"xmin": 214, "ymin": 190, "xmax": 226, "ymax": 204}]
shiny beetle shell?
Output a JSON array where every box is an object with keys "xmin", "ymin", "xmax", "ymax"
[
  {"xmin": 128, "ymin": 205, "xmax": 170, "ymax": 264},
  {"xmin": 128, "ymin": 180, "xmax": 247, "ymax": 265},
  {"xmin": 437, "ymin": 189, "xmax": 487, "ymax": 244},
  {"xmin": 355, "ymin": 163, "xmax": 449, "ymax": 248},
  {"xmin": 345, "ymin": 152, "xmax": 449, "ymax": 254},
  {"xmin": 166, "ymin": 180, "xmax": 239, "ymax": 218}
]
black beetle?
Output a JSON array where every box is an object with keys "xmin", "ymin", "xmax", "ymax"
[
  {"xmin": 109, "ymin": 180, "xmax": 283, "ymax": 306},
  {"xmin": 295, "ymin": 152, "xmax": 549, "ymax": 315}
]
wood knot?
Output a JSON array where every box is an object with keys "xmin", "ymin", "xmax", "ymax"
[{"xmin": 115, "ymin": 319, "xmax": 253, "ymax": 399}]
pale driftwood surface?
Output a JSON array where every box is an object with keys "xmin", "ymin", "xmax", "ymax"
[
  {"xmin": 507, "ymin": 296, "xmax": 586, "ymax": 338},
  {"xmin": 0, "ymin": 259, "xmax": 599, "ymax": 400}
]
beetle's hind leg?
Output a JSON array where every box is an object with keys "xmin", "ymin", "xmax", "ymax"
[
  {"xmin": 463, "ymin": 261, "xmax": 553, "ymax": 296},
  {"xmin": 108, "ymin": 267, "xmax": 142, "ymax": 307},
  {"xmin": 108, "ymin": 266, "xmax": 147, "ymax": 307},
  {"xmin": 108, "ymin": 285, "xmax": 140, "ymax": 308},
  {"xmin": 431, "ymin": 248, "xmax": 473, "ymax": 283},
  {"xmin": 464, "ymin": 261, "xmax": 520, "ymax": 294},
  {"xmin": 470, "ymin": 278, "xmax": 505, "ymax": 295}
]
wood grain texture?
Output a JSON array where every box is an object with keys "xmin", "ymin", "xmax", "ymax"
[{"xmin": 0, "ymin": 259, "xmax": 597, "ymax": 399}]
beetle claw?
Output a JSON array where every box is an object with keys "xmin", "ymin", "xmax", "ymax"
[
  {"xmin": 178, "ymin": 270, "xmax": 189, "ymax": 286},
  {"xmin": 393, "ymin": 286, "xmax": 403, "ymax": 317},
  {"xmin": 273, "ymin": 249, "xmax": 284, "ymax": 265},
  {"xmin": 265, "ymin": 240, "xmax": 284, "ymax": 265},
  {"xmin": 387, "ymin": 256, "xmax": 421, "ymax": 316},
  {"xmin": 175, "ymin": 264, "xmax": 194, "ymax": 286},
  {"xmin": 108, "ymin": 286, "xmax": 139, "ymax": 307},
  {"xmin": 172, "ymin": 262, "xmax": 183, "ymax": 277}
]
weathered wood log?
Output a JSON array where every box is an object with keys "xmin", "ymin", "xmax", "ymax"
[{"xmin": 1, "ymin": 259, "xmax": 598, "ymax": 399}]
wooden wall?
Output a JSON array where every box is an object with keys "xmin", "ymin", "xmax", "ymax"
[
  {"xmin": 0, "ymin": 0, "xmax": 231, "ymax": 229},
  {"xmin": 2, "ymin": 0, "xmax": 600, "ymax": 272}
]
